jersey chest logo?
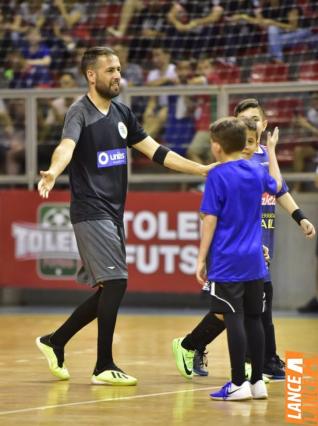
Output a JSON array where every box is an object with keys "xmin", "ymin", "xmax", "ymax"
[
  {"xmin": 97, "ymin": 148, "xmax": 127, "ymax": 168},
  {"xmin": 118, "ymin": 122, "xmax": 128, "ymax": 139}
]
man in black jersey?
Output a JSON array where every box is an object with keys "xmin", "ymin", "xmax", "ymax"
[{"xmin": 36, "ymin": 46, "xmax": 210, "ymax": 386}]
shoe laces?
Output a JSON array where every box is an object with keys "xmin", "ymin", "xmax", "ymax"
[
  {"xmin": 220, "ymin": 381, "xmax": 233, "ymax": 399},
  {"xmin": 198, "ymin": 351, "xmax": 208, "ymax": 368},
  {"xmin": 274, "ymin": 355, "xmax": 285, "ymax": 368}
]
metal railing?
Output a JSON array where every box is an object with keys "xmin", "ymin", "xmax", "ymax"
[{"xmin": 0, "ymin": 81, "xmax": 317, "ymax": 189}]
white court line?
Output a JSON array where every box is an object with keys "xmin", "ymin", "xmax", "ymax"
[{"xmin": 0, "ymin": 386, "xmax": 218, "ymax": 416}]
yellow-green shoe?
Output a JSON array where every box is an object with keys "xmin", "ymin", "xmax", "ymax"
[
  {"xmin": 245, "ymin": 362, "xmax": 270, "ymax": 384},
  {"xmin": 172, "ymin": 337, "xmax": 194, "ymax": 379},
  {"xmin": 36, "ymin": 335, "xmax": 70, "ymax": 381},
  {"xmin": 91, "ymin": 370, "xmax": 137, "ymax": 386}
]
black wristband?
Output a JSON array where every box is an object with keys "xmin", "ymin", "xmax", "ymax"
[
  {"xmin": 152, "ymin": 145, "xmax": 170, "ymax": 165},
  {"xmin": 291, "ymin": 209, "xmax": 307, "ymax": 225}
]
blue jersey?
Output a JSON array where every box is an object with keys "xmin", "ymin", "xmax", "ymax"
[
  {"xmin": 250, "ymin": 146, "xmax": 289, "ymax": 260},
  {"xmin": 201, "ymin": 159, "xmax": 277, "ymax": 282}
]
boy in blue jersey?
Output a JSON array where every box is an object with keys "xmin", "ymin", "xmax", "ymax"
[{"xmin": 174, "ymin": 116, "xmax": 282, "ymax": 401}]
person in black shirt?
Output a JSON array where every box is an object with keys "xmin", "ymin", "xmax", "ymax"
[{"xmin": 36, "ymin": 46, "xmax": 210, "ymax": 386}]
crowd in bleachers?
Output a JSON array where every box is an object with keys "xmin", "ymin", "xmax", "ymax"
[{"xmin": 0, "ymin": 0, "xmax": 318, "ymax": 185}]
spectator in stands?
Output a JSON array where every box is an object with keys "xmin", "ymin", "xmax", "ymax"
[
  {"xmin": 14, "ymin": 0, "xmax": 51, "ymax": 32},
  {"xmin": 167, "ymin": 0, "xmax": 224, "ymax": 58},
  {"xmin": 107, "ymin": 0, "xmax": 144, "ymax": 39},
  {"xmin": 221, "ymin": 0, "xmax": 262, "ymax": 64},
  {"xmin": 143, "ymin": 46, "xmax": 177, "ymax": 139},
  {"xmin": 113, "ymin": 43, "xmax": 146, "ymax": 119},
  {"xmin": 187, "ymin": 57, "xmax": 220, "ymax": 164},
  {"xmin": 255, "ymin": 0, "xmax": 318, "ymax": 62},
  {"xmin": 293, "ymin": 92, "xmax": 318, "ymax": 191},
  {"xmin": 4, "ymin": 99, "xmax": 25, "ymax": 175},
  {"xmin": 67, "ymin": 42, "xmax": 89, "ymax": 88},
  {"xmin": 0, "ymin": 100, "xmax": 13, "ymax": 173},
  {"xmin": 113, "ymin": 43, "xmax": 144, "ymax": 87},
  {"xmin": 20, "ymin": 27, "xmax": 52, "ymax": 88},
  {"xmin": 163, "ymin": 59, "xmax": 196, "ymax": 156},
  {"xmin": 51, "ymin": 0, "xmax": 90, "ymax": 53},
  {"xmin": 0, "ymin": 6, "xmax": 16, "ymax": 71},
  {"xmin": 42, "ymin": 72, "xmax": 79, "ymax": 143},
  {"xmin": 127, "ymin": 0, "xmax": 172, "ymax": 62},
  {"xmin": 4, "ymin": 51, "xmax": 32, "ymax": 89}
]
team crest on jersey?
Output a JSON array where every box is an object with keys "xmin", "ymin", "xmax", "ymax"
[{"xmin": 118, "ymin": 122, "xmax": 128, "ymax": 139}]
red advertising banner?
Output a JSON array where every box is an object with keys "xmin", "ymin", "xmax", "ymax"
[{"xmin": 0, "ymin": 190, "xmax": 202, "ymax": 293}]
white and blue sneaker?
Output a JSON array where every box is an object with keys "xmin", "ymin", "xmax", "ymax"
[{"xmin": 210, "ymin": 381, "xmax": 252, "ymax": 401}]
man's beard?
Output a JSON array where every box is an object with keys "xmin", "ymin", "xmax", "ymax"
[{"xmin": 95, "ymin": 81, "xmax": 120, "ymax": 100}]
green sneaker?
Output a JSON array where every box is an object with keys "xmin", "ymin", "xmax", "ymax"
[
  {"xmin": 172, "ymin": 337, "xmax": 194, "ymax": 379},
  {"xmin": 245, "ymin": 362, "xmax": 270, "ymax": 384},
  {"xmin": 36, "ymin": 335, "xmax": 70, "ymax": 381},
  {"xmin": 92, "ymin": 370, "xmax": 137, "ymax": 386}
]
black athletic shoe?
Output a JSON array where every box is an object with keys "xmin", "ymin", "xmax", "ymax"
[
  {"xmin": 298, "ymin": 297, "xmax": 318, "ymax": 313},
  {"xmin": 193, "ymin": 350, "xmax": 209, "ymax": 376},
  {"xmin": 263, "ymin": 355, "xmax": 285, "ymax": 379}
]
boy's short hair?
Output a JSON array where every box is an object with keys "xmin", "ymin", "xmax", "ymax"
[
  {"xmin": 239, "ymin": 116, "xmax": 257, "ymax": 132},
  {"xmin": 209, "ymin": 117, "xmax": 246, "ymax": 154},
  {"xmin": 234, "ymin": 98, "xmax": 266, "ymax": 119}
]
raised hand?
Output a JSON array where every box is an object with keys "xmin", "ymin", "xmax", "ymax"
[{"xmin": 267, "ymin": 126, "xmax": 279, "ymax": 150}]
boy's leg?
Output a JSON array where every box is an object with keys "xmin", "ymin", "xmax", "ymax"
[
  {"xmin": 36, "ymin": 287, "xmax": 102, "ymax": 380},
  {"xmin": 182, "ymin": 312, "xmax": 225, "ymax": 351},
  {"xmin": 208, "ymin": 282, "xmax": 252, "ymax": 401},
  {"xmin": 244, "ymin": 280, "xmax": 268, "ymax": 399},
  {"xmin": 262, "ymin": 281, "xmax": 285, "ymax": 379},
  {"xmin": 210, "ymin": 310, "xmax": 252, "ymax": 401},
  {"xmin": 92, "ymin": 280, "xmax": 137, "ymax": 385},
  {"xmin": 245, "ymin": 313, "xmax": 265, "ymax": 384},
  {"xmin": 182, "ymin": 311, "xmax": 225, "ymax": 376},
  {"xmin": 223, "ymin": 312, "xmax": 246, "ymax": 386}
]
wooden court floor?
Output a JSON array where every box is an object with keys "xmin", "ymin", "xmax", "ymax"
[{"xmin": 0, "ymin": 311, "xmax": 317, "ymax": 426}]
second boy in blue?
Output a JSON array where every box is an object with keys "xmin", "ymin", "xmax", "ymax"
[
  {"xmin": 201, "ymin": 159, "xmax": 276, "ymax": 283},
  {"xmin": 200, "ymin": 117, "xmax": 281, "ymax": 401}
]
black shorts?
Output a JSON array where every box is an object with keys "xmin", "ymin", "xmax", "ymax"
[{"xmin": 209, "ymin": 280, "xmax": 265, "ymax": 315}]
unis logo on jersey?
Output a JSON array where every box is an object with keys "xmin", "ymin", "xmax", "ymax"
[
  {"xmin": 97, "ymin": 148, "xmax": 127, "ymax": 168},
  {"xmin": 118, "ymin": 121, "xmax": 128, "ymax": 139}
]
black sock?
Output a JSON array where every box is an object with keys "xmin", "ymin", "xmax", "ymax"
[
  {"xmin": 94, "ymin": 279, "xmax": 127, "ymax": 374},
  {"xmin": 50, "ymin": 287, "xmax": 102, "ymax": 347},
  {"xmin": 262, "ymin": 282, "xmax": 277, "ymax": 360},
  {"xmin": 224, "ymin": 312, "xmax": 246, "ymax": 386},
  {"xmin": 245, "ymin": 313, "xmax": 265, "ymax": 384},
  {"xmin": 182, "ymin": 312, "xmax": 225, "ymax": 351}
]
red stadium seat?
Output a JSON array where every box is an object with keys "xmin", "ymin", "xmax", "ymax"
[
  {"xmin": 214, "ymin": 63, "xmax": 241, "ymax": 84},
  {"xmin": 250, "ymin": 63, "xmax": 289, "ymax": 83},
  {"xmin": 263, "ymin": 98, "xmax": 304, "ymax": 125},
  {"xmin": 298, "ymin": 61, "xmax": 318, "ymax": 81}
]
